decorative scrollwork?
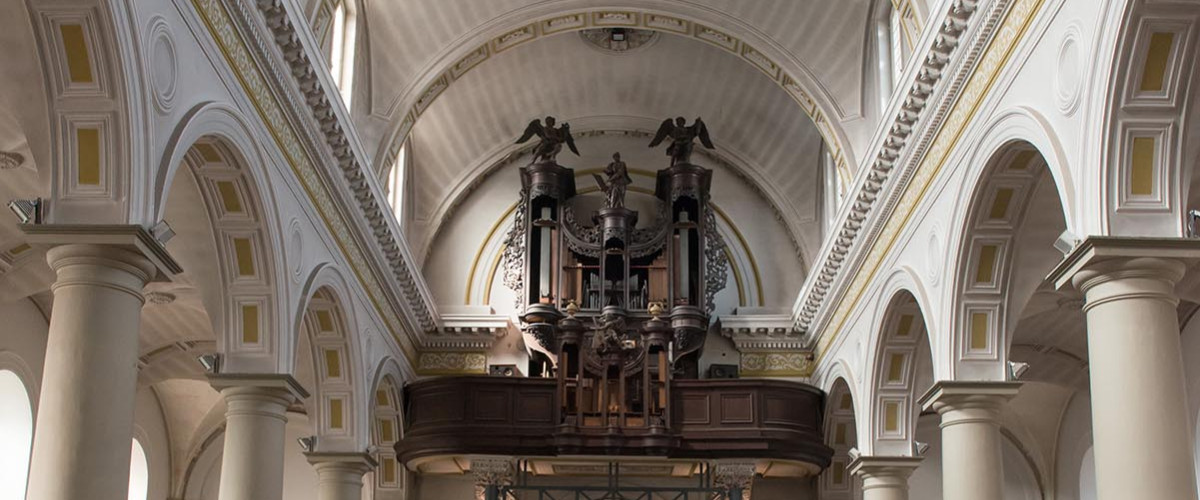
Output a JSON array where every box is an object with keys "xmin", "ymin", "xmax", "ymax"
[
  {"xmin": 704, "ymin": 204, "xmax": 729, "ymax": 314},
  {"xmin": 501, "ymin": 192, "xmax": 528, "ymax": 308},
  {"xmin": 560, "ymin": 201, "xmax": 670, "ymax": 259}
]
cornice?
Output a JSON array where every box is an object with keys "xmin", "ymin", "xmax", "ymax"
[
  {"xmin": 792, "ymin": 0, "xmax": 993, "ymax": 337},
  {"xmin": 244, "ymin": 0, "xmax": 439, "ymax": 334}
]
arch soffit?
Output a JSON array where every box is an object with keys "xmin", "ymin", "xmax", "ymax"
[
  {"xmin": 155, "ymin": 102, "xmax": 291, "ymax": 371},
  {"xmin": 941, "ymin": 107, "xmax": 1074, "ymax": 379},
  {"xmin": 372, "ymin": 3, "xmax": 857, "ymax": 177},
  {"xmin": 859, "ymin": 268, "xmax": 935, "ymax": 456},
  {"xmin": 819, "ymin": 362, "xmax": 860, "ymax": 420},
  {"xmin": 294, "ymin": 262, "xmax": 370, "ymax": 450},
  {"xmin": 25, "ymin": 0, "xmax": 143, "ymax": 222},
  {"xmin": 1084, "ymin": 0, "xmax": 1200, "ymax": 236}
]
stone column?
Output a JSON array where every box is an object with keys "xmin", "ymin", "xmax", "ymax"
[
  {"xmin": 307, "ymin": 453, "xmax": 377, "ymax": 500},
  {"xmin": 1067, "ymin": 256, "xmax": 1198, "ymax": 500},
  {"xmin": 849, "ymin": 456, "xmax": 922, "ymax": 500},
  {"xmin": 920, "ymin": 381, "xmax": 1019, "ymax": 500},
  {"xmin": 713, "ymin": 461, "xmax": 756, "ymax": 500},
  {"xmin": 24, "ymin": 244, "xmax": 157, "ymax": 500},
  {"xmin": 471, "ymin": 456, "xmax": 515, "ymax": 500},
  {"xmin": 210, "ymin": 374, "xmax": 308, "ymax": 500}
]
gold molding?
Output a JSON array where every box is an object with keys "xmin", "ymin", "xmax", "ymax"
[{"xmin": 813, "ymin": 0, "xmax": 1046, "ymax": 361}]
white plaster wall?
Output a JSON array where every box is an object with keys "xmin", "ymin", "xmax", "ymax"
[{"xmin": 426, "ymin": 132, "xmax": 808, "ymax": 314}]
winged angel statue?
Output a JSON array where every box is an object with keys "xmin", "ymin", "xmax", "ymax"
[
  {"xmin": 648, "ymin": 117, "xmax": 714, "ymax": 166},
  {"xmin": 515, "ymin": 116, "xmax": 580, "ymax": 164}
]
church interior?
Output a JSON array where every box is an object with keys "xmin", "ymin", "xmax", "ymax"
[{"xmin": 2, "ymin": 0, "xmax": 1200, "ymax": 499}]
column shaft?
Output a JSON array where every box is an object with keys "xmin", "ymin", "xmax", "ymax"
[
  {"xmin": 921, "ymin": 382, "xmax": 1018, "ymax": 500},
  {"xmin": 212, "ymin": 376, "xmax": 306, "ymax": 500},
  {"xmin": 25, "ymin": 244, "xmax": 156, "ymax": 500},
  {"xmin": 1074, "ymin": 257, "xmax": 1198, "ymax": 500}
]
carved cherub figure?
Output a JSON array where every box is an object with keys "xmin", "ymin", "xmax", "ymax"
[
  {"xmin": 590, "ymin": 312, "xmax": 627, "ymax": 353},
  {"xmin": 648, "ymin": 117, "xmax": 714, "ymax": 165},
  {"xmin": 515, "ymin": 116, "xmax": 580, "ymax": 164}
]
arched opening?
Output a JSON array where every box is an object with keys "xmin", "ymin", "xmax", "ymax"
[
  {"xmin": 0, "ymin": 369, "xmax": 33, "ymax": 500},
  {"xmin": 954, "ymin": 138, "xmax": 1076, "ymax": 496},
  {"xmin": 294, "ymin": 286, "xmax": 360, "ymax": 449},
  {"xmin": 371, "ymin": 373, "xmax": 404, "ymax": 498},
  {"xmin": 821, "ymin": 378, "xmax": 860, "ymax": 500},
  {"xmin": 868, "ymin": 289, "xmax": 934, "ymax": 458},
  {"xmin": 128, "ymin": 439, "xmax": 149, "ymax": 500}
]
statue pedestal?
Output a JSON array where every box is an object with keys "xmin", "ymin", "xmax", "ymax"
[{"xmin": 594, "ymin": 207, "xmax": 638, "ymax": 249}]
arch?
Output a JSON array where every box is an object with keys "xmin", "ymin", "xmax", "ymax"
[
  {"xmin": 156, "ymin": 102, "xmax": 289, "ymax": 372},
  {"xmin": 420, "ymin": 122, "xmax": 816, "ymax": 270},
  {"xmin": 1087, "ymin": 0, "xmax": 1200, "ymax": 237},
  {"xmin": 821, "ymin": 376, "xmax": 861, "ymax": 500},
  {"xmin": 294, "ymin": 265, "xmax": 368, "ymax": 451},
  {"xmin": 369, "ymin": 366, "xmax": 405, "ymax": 497},
  {"xmin": 862, "ymin": 276, "xmax": 935, "ymax": 457},
  {"xmin": 23, "ymin": 0, "xmax": 147, "ymax": 225},
  {"xmin": 372, "ymin": 3, "xmax": 857, "ymax": 177},
  {"xmin": 944, "ymin": 108, "xmax": 1074, "ymax": 381}
]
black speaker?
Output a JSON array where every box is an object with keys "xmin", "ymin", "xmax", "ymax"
[
  {"xmin": 489, "ymin": 364, "xmax": 519, "ymax": 377},
  {"xmin": 708, "ymin": 364, "xmax": 739, "ymax": 379}
]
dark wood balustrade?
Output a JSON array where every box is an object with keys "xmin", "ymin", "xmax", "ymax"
[{"xmin": 396, "ymin": 376, "xmax": 832, "ymax": 469}]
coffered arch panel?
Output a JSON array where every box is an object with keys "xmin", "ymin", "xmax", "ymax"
[
  {"xmin": 294, "ymin": 265, "xmax": 369, "ymax": 451},
  {"xmin": 862, "ymin": 283, "xmax": 933, "ymax": 458},
  {"xmin": 157, "ymin": 103, "xmax": 290, "ymax": 373}
]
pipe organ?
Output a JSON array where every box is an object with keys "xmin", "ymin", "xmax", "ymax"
[{"xmin": 502, "ymin": 142, "xmax": 729, "ymax": 446}]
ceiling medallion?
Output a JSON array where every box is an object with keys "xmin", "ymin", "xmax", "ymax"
[
  {"xmin": 579, "ymin": 28, "xmax": 658, "ymax": 54},
  {"xmin": 0, "ymin": 151, "xmax": 25, "ymax": 169}
]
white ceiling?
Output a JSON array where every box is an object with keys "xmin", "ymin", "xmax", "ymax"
[
  {"xmin": 404, "ymin": 31, "xmax": 826, "ymax": 259},
  {"xmin": 358, "ymin": 0, "xmax": 872, "ymax": 128}
]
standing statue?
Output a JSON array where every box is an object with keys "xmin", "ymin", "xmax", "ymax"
[
  {"xmin": 515, "ymin": 116, "xmax": 580, "ymax": 164},
  {"xmin": 591, "ymin": 152, "xmax": 632, "ymax": 208},
  {"xmin": 648, "ymin": 117, "xmax": 714, "ymax": 166}
]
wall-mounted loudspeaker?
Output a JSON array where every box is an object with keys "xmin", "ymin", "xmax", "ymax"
[{"xmin": 707, "ymin": 364, "xmax": 739, "ymax": 379}]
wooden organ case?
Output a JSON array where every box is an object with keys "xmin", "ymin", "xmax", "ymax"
[{"xmin": 503, "ymin": 152, "xmax": 728, "ymax": 453}]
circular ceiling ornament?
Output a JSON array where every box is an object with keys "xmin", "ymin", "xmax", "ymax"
[{"xmin": 579, "ymin": 28, "xmax": 659, "ymax": 54}]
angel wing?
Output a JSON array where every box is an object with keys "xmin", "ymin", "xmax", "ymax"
[
  {"xmin": 562, "ymin": 123, "xmax": 580, "ymax": 156},
  {"xmin": 695, "ymin": 118, "xmax": 714, "ymax": 149},
  {"xmin": 514, "ymin": 119, "xmax": 543, "ymax": 145},
  {"xmin": 647, "ymin": 118, "xmax": 674, "ymax": 147}
]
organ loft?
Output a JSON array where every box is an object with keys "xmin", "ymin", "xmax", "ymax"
[{"xmin": 396, "ymin": 117, "xmax": 831, "ymax": 499}]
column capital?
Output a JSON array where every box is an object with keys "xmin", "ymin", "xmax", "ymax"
[
  {"xmin": 209, "ymin": 373, "xmax": 309, "ymax": 401},
  {"xmin": 919, "ymin": 381, "xmax": 1019, "ymax": 421},
  {"xmin": 848, "ymin": 456, "xmax": 923, "ymax": 479},
  {"xmin": 1046, "ymin": 236, "xmax": 1200, "ymax": 290},
  {"xmin": 23, "ymin": 224, "xmax": 181, "ymax": 278},
  {"xmin": 306, "ymin": 452, "xmax": 378, "ymax": 474}
]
